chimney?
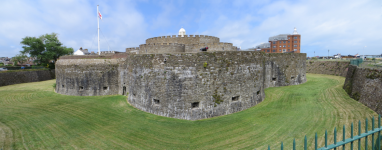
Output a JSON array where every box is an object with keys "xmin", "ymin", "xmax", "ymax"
[{"xmin": 80, "ymin": 47, "xmax": 83, "ymax": 50}]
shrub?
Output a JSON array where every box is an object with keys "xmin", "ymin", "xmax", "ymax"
[{"xmin": 52, "ymin": 83, "xmax": 56, "ymax": 88}]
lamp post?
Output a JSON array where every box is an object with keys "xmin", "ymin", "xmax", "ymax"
[{"xmin": 328, "ymin": 49, "xmax": 329, "ymax": 59}]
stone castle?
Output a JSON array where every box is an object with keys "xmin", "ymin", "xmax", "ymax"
[{"xmin": 55, "ymin": 28, "xmax": 307, "ymax": 120}]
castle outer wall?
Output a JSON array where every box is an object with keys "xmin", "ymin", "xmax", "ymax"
[
  {"xmin": 126, "ymin": 35, "xmax": 238, "ymax": 54},
  {"xmin": 55, "ymin": 51, "xmax": 306, "ymax": 120}
]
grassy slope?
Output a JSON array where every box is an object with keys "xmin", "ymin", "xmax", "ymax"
[{"xmin": 0, "ymin": 74, "xmax": 377, "ymax": 149}]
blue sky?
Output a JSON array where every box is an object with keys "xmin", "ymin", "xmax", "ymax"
[{"xmin": 0, "ymin": 0, "xmax": 381, "ymax": 57}]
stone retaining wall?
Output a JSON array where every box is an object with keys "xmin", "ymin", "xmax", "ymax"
[
  {"xmin": 306, "ymin": 61, "xmax": 350, "ymax": 77},
  {"xmin": 0, "ymin": 70, "xmax": 55, "ymax": 87},
  {"xmin": 343, "ymin": 65, "xmax": 382, "ymax": 114}
]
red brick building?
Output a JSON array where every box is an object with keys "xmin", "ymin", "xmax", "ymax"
[{"xmin": 256, "ymin": 28, "xmax": 301, "ymax": 53}]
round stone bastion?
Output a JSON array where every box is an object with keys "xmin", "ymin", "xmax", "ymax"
[{"xmin": 55, "ymin": 51, "xmax": 307, "ymax": 120}]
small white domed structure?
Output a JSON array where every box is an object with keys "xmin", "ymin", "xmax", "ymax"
[
  {"xmin": 179, "ymin": 27, "xmax": 186, "ymax": 37},
  {"xmin": 293, "ymin": 27, "xmax": 299, "ymax": 35}
]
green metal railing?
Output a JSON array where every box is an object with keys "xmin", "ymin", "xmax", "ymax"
[
  {"xmin": 258, "ymin": 115, "xmax": 382, "ymax": 150},
  {"xmin": 350, "ymin": 58, "xmax": 364, "ymax": 66}
]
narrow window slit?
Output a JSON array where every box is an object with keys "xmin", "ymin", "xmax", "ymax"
[
  {"xmin": 191, "ymin": 102, "xmax": 199, "ymax": 108},
  {"xmin": 272, "ymin": 78, "xmax": 276, "ymax": 81},
  {"xmin": 232, "ymin": 96, "xmax": 240, "ymax": 101},
  {"xmin": 153, "ymin": 99, "xmax": 160, "ymax": 105},
  {"xmin": 257, "ymin": 91, "xmax": 260, "ymax": 95},
  {"xmin": 79, "ymin": 86, "xmax": 84, "ymax": 90},
  {"xmin": 62, "ymin": 85, "xmax": 65, "ymax": 88},
  {"xmin": 103, "ymin": 87, "xmax": 108, "ymax": 90},
  {"xmin": 291, "ymin": 77, "xmax": 295, "ymax": 80}
]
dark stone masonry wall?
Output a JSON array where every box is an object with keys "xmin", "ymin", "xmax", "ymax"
[
  {"xmin": 344, "ymin": 65, "xmax": 382, "ymax": 114},
  {"xmin": 0, "ymin": 70, "xmax": 55, "ymax": 87},
  {"xmin": 55, "ymin": 59, "xmax": 124, "ymax": 96},
  {"xmin": 306, "ymin": 61, "xmax": 350, "ymax": 77},
  {"xmin": 55, "ymin": 51, "xmax": 306, "ymax": 120}
]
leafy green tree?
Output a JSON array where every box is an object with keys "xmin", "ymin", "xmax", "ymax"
[
  {"xmin": 11, "ymin": 54, "xmax": 28, "ymax": 65},
  {"xmin": 20, "ymin": 33, "xmax": 73, "ymax": 65}
]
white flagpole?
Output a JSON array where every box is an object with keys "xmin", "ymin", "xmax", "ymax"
[{"xmin": 97, "ymin": 5, "xmax": 100, "ymax": 55}]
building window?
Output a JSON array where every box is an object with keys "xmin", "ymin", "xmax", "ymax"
[
  {"xmin": 283, "ymin": 45, "xmax": 286, "ymax": 47},
  {"xmin": 273, "ymin": 50, "xmax": 276, "ymax": 52},
  {"xmin": 273, "ymin": 42, "xmax": 276, "ymax": 44},
  {"xmin": 294, "ymin": 49, "xmax": 297, "ymax": 51},
  {"xmin": 279, "ymin": 50, "xmax": 281, "ymax": 52},
  {"xmin": 273, "ymin": 46, "xmax": 276, "ymax": 48},
  {"xmin": 294, "ymin": 45, "xmax": 297, "ymax": 47},
  {"xmin": 279, "ymin": 46, "xmax": 281, "ymax": 47},
  {"xmin": 288, "ymin": 37, "xmax": 290, "ymax": 39},
  {"xmin": 294, "ymin": 41, "xmax": 297, "ymax": 43},
  {"xmin": 288, "ymin": 49, "xmax": 290, "ymax": 51},
  {"xmin": 294, "ymin": 37, "xmax": 298, "ymax": 39},
  {"xmin": 288, "ymin": 41, "xmax": 290, "ymax": 43},
  {"xmin": 288, "ymin": 45, "xmax": 290, "ymax": 47},
  {"xmin": 283, "ymin": 49, "xmax": 286, "ymax": 52},
  {"xmin": 279, "ymin": 41, "xmax": 282, "ymax": 43},
  {"xmin": 267, "ymin": 50, "xmax": 270, "ymax": 52},
  {"xmin": 283, "ymin": 41, "xmax": 286, "ymax": 43}
]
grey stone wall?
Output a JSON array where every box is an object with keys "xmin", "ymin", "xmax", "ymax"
[
  {"xmin": 55, "ymin": 51, "xmax": 306, "ymax": 120},
  {"xmin": 0, "ymin": 70, "xmax": 55, "ymax": 87},
  {"xmin": 146, "ymin": 35, "xmax": 220, "ymax": 45},
  {"xmin": 123, "ymin": 52, "xmax": 306, "ymax": 120},
  {"xmin": 306, "ymin": 61, "xmax": 349, "ymax": 77},
  {"xmin": 55, "ymin": 59, "xmax": 123, "ymax": 96},
  {"xmin": 343, "ymin": 65, "xmax": 382, "ymax": 114},
  {"xmin": 139, "ymin": 43, "xmax": 185, "ymax": 54},
  {"xmin": 185, "ymin": 43, "xmax": 237, "ymax": 53}
]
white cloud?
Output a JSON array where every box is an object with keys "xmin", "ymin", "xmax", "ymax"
[{"xmin": 0, "ymin": 0, "xmax": 148, "ymax": 56}]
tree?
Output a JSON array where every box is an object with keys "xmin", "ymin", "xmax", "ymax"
[
  {"xmin": 11, "ymin": 54, "xmax": 28, "ymax": 65},
  {"xmin": 20, "ymin": 33, "xmax": 73, "ymax": 65}
]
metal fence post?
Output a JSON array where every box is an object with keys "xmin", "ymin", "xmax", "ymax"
[
  {"xmin": 334, "ymin": 127, "xmax": 337, "ymax": 150},
  {"xmin": 343, "ymin": 125, "xmax": 345, "ymax": 150},
  {"xmin": 293, "ymin": 139, "xmax": 296, "ymax": 150},
  {"xmin": 281, "ymin": 142, "xmax": 283, "ymax": 150},
  {"xmin": 304, "ymin": 135, "xmax": 307, "ymax": 150},
  {"xmin": 325, "ymin": 130, "xmax": 328, "ymax": 148},
  {"xmin": 359, "ymin": 120, "xmax": 361, "ymax": 150},
  {"xmin": 351, "ymin": 123, "xmax": 354, "ymax": 150},
  {"xmin": 373, "ymin": 117, "xmax": 375, "ymax": 149},
  {"xmin": 315, "ymin": 133, "xmax": 317, "ymax": 150},
  {"xmin": 366, "ymin": 118, "xmax": 368, "ymax": 150}
]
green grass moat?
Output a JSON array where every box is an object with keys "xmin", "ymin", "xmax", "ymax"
[{"xmin": 0, "ymin": 74, "xmax": 376, "ymax": 149}]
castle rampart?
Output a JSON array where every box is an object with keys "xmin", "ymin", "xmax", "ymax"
[
  {"xmin": 146, "ymin": 35, "xmax": 220, "ymax": 45},
  {"xmin": 55, "ymin": 59, "xmax": 123, "ymax": 96},
  {"xmin": 139, "ymin": 43, "xmax": 185, "ymax": 54},
  {"xmin": 55, "ymin": 51, "xmax": 306, "ymax": 120}
]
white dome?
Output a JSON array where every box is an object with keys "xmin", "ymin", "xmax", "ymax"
[
  {"xmin": 179, "ymin": 27, "xmax": 186, "ymax": 37},
  {"xmin": 293, "ymin": 27, "xmax": 298, "ymax": 35}
]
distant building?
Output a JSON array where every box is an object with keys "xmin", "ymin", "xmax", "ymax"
[
  {"xmin": 255, "ymin": 28, "xmax": 301, "ymax": 53},
  {"xmin": 73, "ymin": 47, "xmax": 90, "ymax": 55}
]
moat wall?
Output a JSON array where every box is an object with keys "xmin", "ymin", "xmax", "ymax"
[
  {"xmin": 306, "ymin": 61, "xmax": 350, "ymax": 77},
  {"xmin": 0, "ymin": 70, "xmax": 55, "ymax": 87},
  {"xmin": 344, "ymin": 65, "xmax": 382, "ymax": 115},
  {"xmin": 55, "ymin": 51, "xmax": 307, "ymax": 120}
]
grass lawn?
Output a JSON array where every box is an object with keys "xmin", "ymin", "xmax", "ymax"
[{"xmin": 0, "ymin": 74, "xmax": 377, "ymax": 149}]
